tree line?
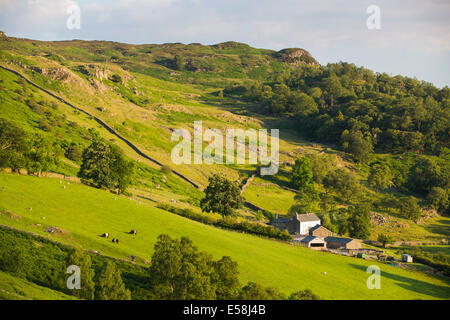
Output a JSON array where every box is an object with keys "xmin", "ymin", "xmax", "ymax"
[{"xmin": 234, "ymin": 62, "xmax": 449, "ymax": 161}]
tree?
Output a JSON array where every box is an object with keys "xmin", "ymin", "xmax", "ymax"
[
  {"xmin": 399, "ymin": 196, "xmax": 422, "ymax": 222},
  {"xmin": 28, "ymin": 137, "xmax": 62, "ymax": 174},
  {"xmin": 289, "ymin": 92, "xmax": 318, "ymax": 116},
  {"xmin": 324, "ymin": 75, "xmax": 343, "ymax": 107},
  {"xmin": 409, "ymin": 157, "xmax": 442, "ymax": 194},
  {"xmin": 289, "ymin": 289, "xmax": 319, "ymax": 300},
  {"xmin": 323, "ymin": 169, "xmax": 361, "ymax": 203},
  {"xmin": 113, "ymin": 152, "xmax": 135, "ymax": 194},
  {"xmin": 368, "ymin": 163, "xmax": 393, "ymax": 191},
  {"xmin": 308, "ymin": 154, "xmax": 336, "ymax": 183},
  {"xmin": 347, "ymin": 204, "xmax": 371, "ymax": 239},
  {"xmin": 292, "ymin": 184, "xmax": 320, "ymax": 212},
  {"xmin": 200, "ymin": 174, "xmax": 244, "ymax": 218},
  {"xmin": 341, "ymin": 130, "xmax": 373, "ymax": 163},
  {"xmin": 291, "ymin": 157, "xmax": 313, "ymax": 190},
  {"xmin": 65, "ymin": 145, "xmax": 82, "ymax": 162},
  {"xmin": 78, "ymin": 141, "xmax": 134, "ymax": 193},
  {"xmin": 149, "ymin": 234, "xmax": 244, "ymax": 300},
  {"xmin": 149, "ymin": 234, "xmax": 216, "ymax": 300},
  {"xmin": 427, "ymin": 187, "xmax": 448, "ymax": 214},
  {"xmin": 173, "ymin": 54, "xmax": 185, "ymax": 70},
  {"xmin": 238, "ymin": 282, "xmax": 286, "ymax": 300},
  {"xmin": 97, "ymin": 261, "xmax": 131, "ymax": 300},
  {"xmin": 212, "ymin": 256, "xmax": 241, "ymax": 300},
  {"xmin": 377, "ymin": 233, "xmax": 393, "ymax": 248},
  {"xmin": 65, "ymin": 248, "xmax": 95, "ymax": 300},
  {"xmin": 0, "ymin": 119, "xmax": 29, "ymax": 170},
  {"xmin": 238, "ymin": 282, "xmax": 268, "ymax": 300}
]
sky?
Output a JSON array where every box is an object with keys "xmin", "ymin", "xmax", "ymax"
[{"xmin": 0, "ymin": 0, "xmax": 449, "ymax": 87}]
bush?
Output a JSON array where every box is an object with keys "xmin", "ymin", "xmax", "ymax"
[
  {"xmin": 160, "ymin": 165, "xmax": 172, "ymax": 175},
  {"xmin": 65, "ymin": 145, "xmax": 82, "ymax": 162},
  {"xmin": 110, "ymin": 74, "xmax": 122, "ymax": 83}
]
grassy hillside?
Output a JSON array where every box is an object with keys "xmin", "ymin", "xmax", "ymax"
[
  {"xmin": 0, "ymin": 34, "xmax": 448, "ymax": 300},
  {"xmin": 0, "ymin": 173, "xmax": 449, "ymax": 300},
  {"xmin": 0, "ymin": 270, "xmax": 77, "ymax": 300},
  {"xmin": 1, "ymin": 45, "xmax": 446, "ymax": 242}
]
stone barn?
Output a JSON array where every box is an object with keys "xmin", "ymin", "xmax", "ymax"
[
  {"xmin": 309, "ymin": 225, "xmax": 333, "ymax": 238},
  {"xmin": 325, "ymin": 236, "xmax": 361, "ymax": 250},
  {"xmin": 300, "ymin": 236, "xmax": 327, "ymax": 250}
]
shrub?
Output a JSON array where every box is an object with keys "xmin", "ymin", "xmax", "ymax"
[{"xmin": 110, "ymin": 74, "xmax": 122, "ymax": 83}]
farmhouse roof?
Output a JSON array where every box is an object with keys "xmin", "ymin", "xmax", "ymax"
[
  {"xmin": 296, "ymin": 213, "xmax": 320, "ymax": 222},
  {"xmin": 324, "ymin": 236, "xmax": 355, "ymax": 244}
]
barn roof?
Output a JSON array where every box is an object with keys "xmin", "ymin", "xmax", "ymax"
[
  {"xmin": 296, "ymin": 213, "xmax": 320, "ymax": 222},
  {"xmin": 324, "ymin": 236, "xmax": 355, "ymax": 244},
  {"xmin": 301, "ymin": 236, "xmax": 325, "ymax": 243}
]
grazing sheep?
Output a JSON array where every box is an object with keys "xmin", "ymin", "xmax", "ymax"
[
  {"xmin": 130, "ymin": 230, "xmax": 137, "ymax": 235},
  {"xmin": 101, "ymin": 233, "xmax": 109, "ymax": 238},
  {"xmin": 112, "ymin": 238, "xmax": 119, "ymax": 244}
]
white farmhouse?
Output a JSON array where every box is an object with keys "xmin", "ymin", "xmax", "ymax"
[
  {"xmin": 297, "ymin": 213, "xmax": 321, "ymax": 235},
  {"xmin": 271, "ymin": 213, "xmax": 321, "ymax": 235}
]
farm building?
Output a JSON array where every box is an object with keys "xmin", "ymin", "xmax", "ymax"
[
  {"xmin": 325, "ymin": 236, "xmax": 361, "ymax": 250},
  {"xmin": 300, "ymin": 236, "xmax": 327, "ymax": 249},
  {"xmin": 402, "ymin": 254, "xmax": 413, "ymax": 263},
  {"xmin": 309, "ymin": 225, "xmax": 333, "ymax": 238},
  {"xmin": 271, "ymin": 213, "xmax": 320, "ymax": 235}
]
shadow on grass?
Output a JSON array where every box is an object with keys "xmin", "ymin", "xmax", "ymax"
[
  {"xmin": 424, "ymin": 219, "xmax": 450, "ymax": 238},
  {"xmin": 349, "ymin": 263, "xmax": 450, "ymax": 299}
]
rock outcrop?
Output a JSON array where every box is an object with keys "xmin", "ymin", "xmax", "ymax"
[{"xmin": 276, "ymin": 48, "xmax": 319, "ymax": 66}]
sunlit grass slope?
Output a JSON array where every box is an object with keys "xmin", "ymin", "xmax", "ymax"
[
  {"xmin": 0, "ymin": 270, "xmax": 77, "ymax": 300},
  {"xmin": 0, "ymin": 174, "xmax": 448, "ymax": 300}
]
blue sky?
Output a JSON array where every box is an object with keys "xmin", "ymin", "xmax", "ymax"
[{"xmin": 0, "ymin": 0, "xmax": 449, "ymax": 87}]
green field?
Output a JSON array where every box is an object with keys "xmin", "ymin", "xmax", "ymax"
[
  {"xmin": 0, "ymin": 173, "xmax": 449, "ymax": 300},
  {"xmin": 242, "ymin": 177, "xmax": 297, "ymax": 214}
]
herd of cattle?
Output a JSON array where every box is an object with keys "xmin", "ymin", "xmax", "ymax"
[{"xmin": 101, "ymin": 229, "xmax": 137, "ymax": 244}]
